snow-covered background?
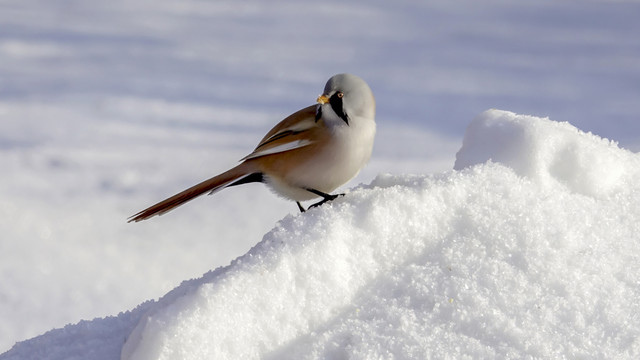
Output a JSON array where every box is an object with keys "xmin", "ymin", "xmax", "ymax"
[{"xmin": 1, "ymin": 0, "xmax": 639, "ymax": 356}]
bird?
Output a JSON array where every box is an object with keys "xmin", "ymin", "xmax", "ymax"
[{"xmin": 128, "ymin": 73, "xmax": 376, "ymax": 222}]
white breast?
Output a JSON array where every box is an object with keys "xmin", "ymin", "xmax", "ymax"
[{"xmin": 265, "ymin": 115, "xmax": 376, "ymax": 201}]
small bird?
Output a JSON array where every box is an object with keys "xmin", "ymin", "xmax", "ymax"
[{"xmin": 128, "ymin": 73, "xmax": 376, "ymax": 222}]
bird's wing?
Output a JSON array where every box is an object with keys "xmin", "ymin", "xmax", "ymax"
[{"xmin": 241, "ymin": 105, "xmax": 320, "ymax": 161}]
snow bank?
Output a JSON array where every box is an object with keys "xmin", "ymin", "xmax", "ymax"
[
  {"xmin": 455, "ymin": 109, "xmax": 635, "ymax": 197},
  {"xmin": 3, "ymin": 110, "xmax": 640, "ymax": 359},
  {"xmin": 119, "ymin": 110, "xmax": 640, "ymax": 359}
]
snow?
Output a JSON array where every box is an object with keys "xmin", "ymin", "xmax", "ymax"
[
  {"xmin": 3, "ymin": 110, "xmax": 640, "ymax": 359},
  {"xmin": 455, "ymin": 110, "xmax": 635, "ymax": 198},
  {"xmin": 2, "ymin": 0, "xmax": 640, "ymax": 358}
]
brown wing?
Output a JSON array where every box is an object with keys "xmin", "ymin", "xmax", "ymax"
[{"xmin": 242, "ymin": 105, "xmax": 319, "ymax": 161}]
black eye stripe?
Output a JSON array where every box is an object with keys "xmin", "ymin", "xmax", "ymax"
[{"xmin": 329, "ymin": 92, "xmax": 349, "ymax": 125}]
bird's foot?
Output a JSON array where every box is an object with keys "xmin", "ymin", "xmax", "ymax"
[
  {"xmin": 308, "ymin": 193, "xmax": 344, "ymax": 209},
  {"xmin": 297, "ymin": 191, "xmax": 345, "ymax": 213}
]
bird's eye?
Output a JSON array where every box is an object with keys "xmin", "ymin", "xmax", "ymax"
[{"xmin": 329, "ymin": 91, "xmax": 349, "ymax": 125}]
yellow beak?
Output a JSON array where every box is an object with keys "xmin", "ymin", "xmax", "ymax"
[{"xmin": 317, "ymin": 94, "xmax": 330, "ymax": 104}]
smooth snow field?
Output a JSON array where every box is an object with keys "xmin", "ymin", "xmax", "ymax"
[{"xmin": 1, "ymin": 0, "xmax": 640, "ymax": 359}]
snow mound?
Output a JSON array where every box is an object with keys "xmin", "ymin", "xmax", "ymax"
[
  {"xmin": 3, "ymin": 110, "xmax": 639, "ymax": 360},
  {"xmin": 455, "ymin": 109, "xmax": 637, "ymax": 197},
  {"xmin": 119, "ymin": 110, "xmax": 640, "ymax": 359}
]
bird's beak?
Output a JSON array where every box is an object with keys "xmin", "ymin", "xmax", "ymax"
[{"xmin": 317, "ymin": 94, "xmax": 329, "ymax": 104}]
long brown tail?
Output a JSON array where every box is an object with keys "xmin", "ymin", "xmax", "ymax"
[{"xmin": 128, "ymin": 162, "xmax": 257, "ymax": 222}]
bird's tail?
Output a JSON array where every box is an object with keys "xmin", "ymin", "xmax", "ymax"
[{"xmin": 128, "ymin": 162, "xmax": 258, "ymax": 222}]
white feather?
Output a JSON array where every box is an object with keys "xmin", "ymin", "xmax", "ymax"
[{"xmin": 242, "ymin": 139, "xmax": 313, "ymax": 160}]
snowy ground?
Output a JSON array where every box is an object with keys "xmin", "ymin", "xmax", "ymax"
[
  {"xmin": 1, "ymin": 0, "xmax": 640, "ymax": 355},
  {"xmin": 4, "ymin": 110, "xmax": 640, "ymax": 359}
]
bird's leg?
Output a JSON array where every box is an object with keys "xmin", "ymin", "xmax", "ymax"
[
  {"xmin": 305, "ymin": 188, "xmax": 345, "ymax": 209},
  {"xmin": 297, "ymin": 201, "xmax": 306, "ymax": 213}
]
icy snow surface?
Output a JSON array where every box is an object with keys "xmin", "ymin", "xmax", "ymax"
[{"xmin": 3, "ymin": 110, "xmax": 640, "ymax": 359}]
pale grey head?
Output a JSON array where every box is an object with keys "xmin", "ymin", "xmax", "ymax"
[{"xmin": 317, "ymin": 73, "xmax": 376, "ymax": 125}]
